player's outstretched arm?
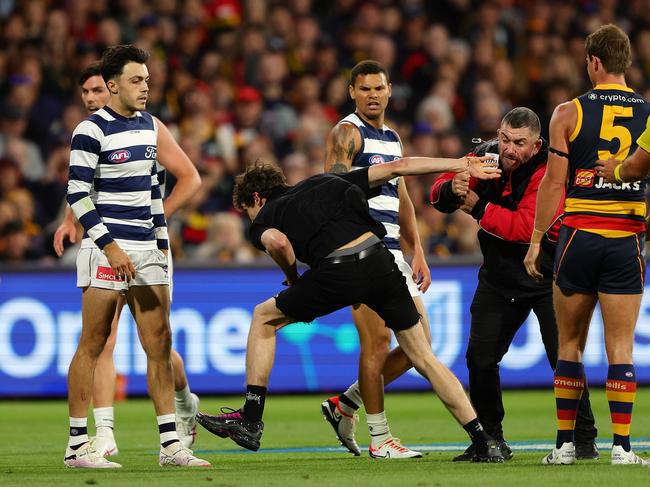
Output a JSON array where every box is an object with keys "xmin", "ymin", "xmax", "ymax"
[
  {"xmin": 367, "ymin": 156, "xmax": 499, "ymax": 188},
  {"xmin": 154, "ymin": 117, "xmax": 201, "ymax": 218},
  {"xmin": 260, "ymin": 228, "xmax": 299, "ymax": 285},
  {"xmin": 324, "ymin": 123, "xmax": 362, "ymax": 174}
]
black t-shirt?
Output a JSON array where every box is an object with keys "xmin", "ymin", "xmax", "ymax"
[{"xmin": 249, "ymin": 167, "xmax": 386, "ymax": 267}]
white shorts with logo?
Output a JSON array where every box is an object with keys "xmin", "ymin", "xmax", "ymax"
[
  {"xmin": 390, "ymin": 249, "xmax": 421, "ymax": 297},
  {"xmin": 76, "ymin": 247, "xmax": 169, "ymax": 292}
]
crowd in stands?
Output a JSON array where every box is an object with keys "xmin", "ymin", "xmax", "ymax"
[{"xmin": 2, "ymin": 0, "xmax": 650, "ymax": 264}]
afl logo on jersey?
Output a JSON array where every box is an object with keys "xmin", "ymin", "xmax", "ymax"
[
  {"xmin": 369, "ymin": 155, "xmax": 385, "ymax": 165},
  {"xmin": 108, "ymin": 149, "xmax": 131, "ymax": 163},
  {"xmin": 588, "ymin": 93, "xmax": 597, "ymax": 100}
]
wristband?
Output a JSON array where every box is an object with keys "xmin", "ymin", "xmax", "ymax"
[
  {"xmin": 614, "ymin": 163, "xmax": 624, "ymax": 183},
  {"xmin": 531, "ymin": 228, "xmax": 545, "ymax": 244}
]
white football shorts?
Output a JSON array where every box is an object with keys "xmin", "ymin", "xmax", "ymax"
[
  {"xmin": 76, "ymin": 247, "xmax": 169, "ymax": 292},
  {"xmin": 390, "ymin": 249, "xmax": 422, "ymax": 297}
]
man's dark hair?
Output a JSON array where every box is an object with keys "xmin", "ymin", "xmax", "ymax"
[
  {"xmin": 79, "ymin": 62, "xmax": 102, "ymax": 86},
  {"xmin": 233, "ymin": 160, "xmax": 289, "ymax": 210},
  {"xmin": 585, "ymin": 24, "xmax": 631, "ymax": 75},
  {"xmin": 350, "ymin": 60, "xmax": 390, "ymax": 87},
  {"xmin": 501, "ymin": 107, "xmax": 541, "ymax": 138},
  {"xmin": 100, "ymin": 45, "xmax": 149, "ymax": 82}
]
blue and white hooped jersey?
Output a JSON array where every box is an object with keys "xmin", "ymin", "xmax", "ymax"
[
  {"xmin": 340, "ymin": 113, "xmax": 402, "ymax": 250},
  {"xmin": 67, "ymin": 106, "xmax": 167, "ymax": 251}
]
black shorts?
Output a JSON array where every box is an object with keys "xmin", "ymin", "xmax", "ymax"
[
  {"xmin": 275, "ymin": 245, "xmax": 420, "ymax": 331},
  {"xmin": 554, "ymin": 225, "xmax": 646, "ymax": 294}
]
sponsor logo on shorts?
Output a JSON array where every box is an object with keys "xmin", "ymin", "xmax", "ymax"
[
  {"xmin": 96, "ymin": 266, "xmax": 119, "ymax": 281},
  {"xmin": 574, "ymin": 169, "xmax": 595, "ymax": 188},
  {"xmin": 369, "ymin": 154, "xmax": 385, "ymax": 165},
  {"xmin": 108, "ymin": 149, "xmax": 131, "ymax": 163}
]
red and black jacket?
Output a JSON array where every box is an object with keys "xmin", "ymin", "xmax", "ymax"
[{"xmin": 430, "ymin": 138, "xmax": 563, "ymax": 297}]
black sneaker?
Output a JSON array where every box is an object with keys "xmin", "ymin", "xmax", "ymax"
[
  {"xmin": 472, "ymin": 440, "xmax": 505, "ymax": 463},
  {"xmin": 196, "ymin": 408, "xmax": 264, "ymax": 452},
  {"xmin": 498, "ymin": 440, "xmax": 513, "ymax": 460},
  {"xmin": 452, "ymin": 443, "xmax": 476, "ymax": 462},
  {"xmin": 575, "ymin": 440, "xmax": 599, "ymax": 460}
]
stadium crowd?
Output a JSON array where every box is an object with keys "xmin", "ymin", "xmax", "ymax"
[{"xmin": 1, "ymin": 0, "xmax": 650, "ymax": 264}]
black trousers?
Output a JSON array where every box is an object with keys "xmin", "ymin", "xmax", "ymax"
[{"xmin": 466, "ymin": 281, "xmax": 597, "ymax": 442}]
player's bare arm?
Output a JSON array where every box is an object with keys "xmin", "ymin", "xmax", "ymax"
[
  {"xmin": 367, "ymin": 156, "xmax": 499, "ymax": 188},
  {"xmin": 596, "ymin": 146, "xmax": 650, "ymax": 182},
  {"xmin": 398, "ymin": 178, "xmax": 431, "ymax": 292},
  {"xmin": 524, "ymin": 101, "xmax": 574, "ymax": 280},
  {"xmin": 53, "ymin": 206, "xmax": 78, "ymax": 256},
  {"xmin": 324, "ymin": 123, "xmax": 362, "ymax": 174},
  {"xmin": 154, "ymin": 117, "xmax": 201, "ymax": 218},
  {"xmin": 260, "ymin": 228, "xmax": 299, "ymax": 285},
  {"xmin": 102, "ymin": 241, "xmax": 136, "ymax": 281}
]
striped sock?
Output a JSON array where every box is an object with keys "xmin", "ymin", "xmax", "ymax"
[
  {"xmin": 606, "ymin": 364, "xmax": 636, "ymax": 452},
  {"xmin": 337, "ymin": 393, "xmax": 360, "ymax": 417},
  {"xmin": 554, "ymin": 360, "xmax": 584, "ymax": 449},
  {"xmin": 157, "ymin": 413, "xmax": 180, "ymax": 448},
  {"xmin": 68, "ymin": 417, "xmax": 89, "ymax": 450},
  {"xmin": 340, "ymin": 381, "xmax": 363, "ymax": 411}
]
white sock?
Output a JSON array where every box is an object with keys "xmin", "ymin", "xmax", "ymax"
[
  {"xmin": 68, "ymin": 417, "xmax": 89, "ymax": 450},
  {"xmin": 174, "ymin": 385, "xmax": 193, "ymax": 414},
  {"xmin": 93, "ymin": 407, "xmax": 115, "ymax": 439},
  {"xmin": 157, "ymin": 413, "xmax": 180, "ymax": 448},
  {"xmin": 367, "ymin": 411, "xmax": 391, "ymax": 447}
]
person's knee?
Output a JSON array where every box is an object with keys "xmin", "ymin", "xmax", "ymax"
[
  {"xmin": 78, "ymin": 326, "xmax": 112, "ymax": 358},
  {"xmin": 141, "ymin": 323, "xmax": 172, "ymax": 360},
  {"xmin": 252, "ymin": 302, "xmax": 268, "ymax": 323},
  {"xmin": 252, "ymin": 299, "xmax": 279, "ymax": 324},
  {"xmin": 466, "ymin": 344, "xmax": 497, "ymax": 372},
  {"xmin": 408, "ymin": 351, "xmax": 433, "ymax": 377},
  {"xmin": 360, "ymin": 331, "xmax": 391, "ymax": 361}
]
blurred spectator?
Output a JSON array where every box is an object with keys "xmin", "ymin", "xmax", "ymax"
[
  {"xmin": 192, "ymin": 211, "xmax": 257, "ymax": 263},
  {"xmin": 0, "ymin": 104, "xmax": 45, "ymax": 181},
  {"xmin": 2, "ymin": 1, "xmax": 650, "ymax": 263}
]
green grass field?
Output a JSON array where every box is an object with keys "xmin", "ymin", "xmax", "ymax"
[{"xmin": 2, "ymin": 389, "xmax": 650, "ymax": 486}]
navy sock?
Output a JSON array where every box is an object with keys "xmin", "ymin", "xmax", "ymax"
[
  {"xmin": 463, "ymin": 418, "xmax": 492, "ymax": 445},
  {"xmin": 243, "ymin": 385, "xmax": 267, "ymax": 422}
]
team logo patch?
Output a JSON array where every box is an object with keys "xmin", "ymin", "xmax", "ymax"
[
  {"xmin": 96, "ymin": 266, "xmax": 120, "ymax": 281},
  {"xmin": 108, "ymin": 149, "xmax": 131, "ymax": 163},
  {"xmin": 369, "ymin": 155, "xmax": 385, "ymax": 165},
  {"xmin": 574, "ymin": 169, "xmax": 595, "ymax": 187}
]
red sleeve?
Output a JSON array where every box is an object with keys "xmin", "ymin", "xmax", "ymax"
[
  {"xmin": 479, "ymin": 164, "xmax": 563, "ymax": 243},
  {"xmin": 429, "ymin": 171, "xmax": 457, "ymax": 204},
  {"xmin": 429, "ymin": 152, "xmax": 480, "ymax": 204}
]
